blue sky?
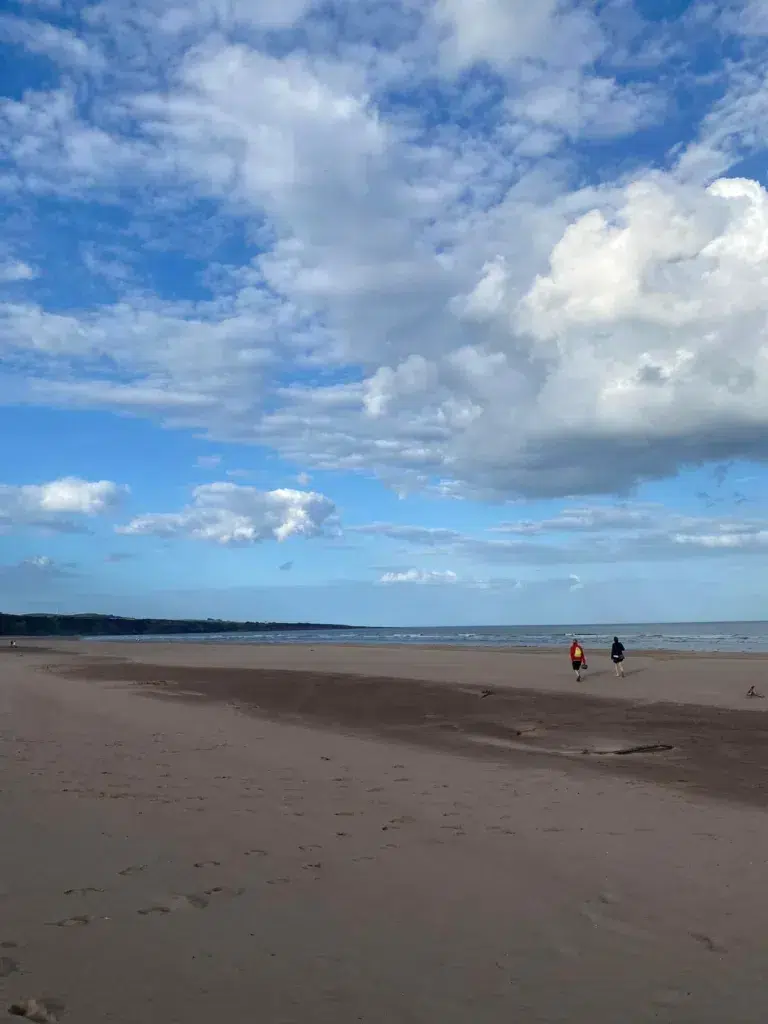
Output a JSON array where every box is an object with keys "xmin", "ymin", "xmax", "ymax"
[{"xmin": 2, "ymin": 0, "xmax": 768, "ymax": 626}]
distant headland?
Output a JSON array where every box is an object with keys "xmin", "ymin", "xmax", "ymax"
[{"xmin": 0, "ymin": 613, "xmax": 357, "ymax": 637}]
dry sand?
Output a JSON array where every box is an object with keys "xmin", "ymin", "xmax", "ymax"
[{"xmin": 1, "ymin": 641, "xmax": 768, "ymax": 1022}]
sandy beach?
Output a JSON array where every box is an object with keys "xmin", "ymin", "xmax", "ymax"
[{"xmin": 2, "ymin": 642, "xmax": 768, "ymax": 1022}]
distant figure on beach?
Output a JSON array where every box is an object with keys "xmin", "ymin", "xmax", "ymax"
[
  {"xmin": 9, "ymin": 639, "xmax": 16, "ymax": 648},
  {"xmin": 611, "ymin": 636, "xmax": 625, "ymax": 677},
  {"xmin": 569, "ymin": 640, "xmax": 587, "ymax": 681}
]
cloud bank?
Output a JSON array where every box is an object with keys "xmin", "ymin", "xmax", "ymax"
[{"xmin": 1, "ymin": 2, "xmax": 767, "ymax": 503}]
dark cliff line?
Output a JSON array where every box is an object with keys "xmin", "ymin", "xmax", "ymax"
[{"xmin": 0, "ymin": 613, "xmax": 357, "ymax": 637}]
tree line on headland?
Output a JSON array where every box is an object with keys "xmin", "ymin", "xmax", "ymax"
[{"xmin": 0, "ymin": 613, "xmax": 356, "ymax": 637}]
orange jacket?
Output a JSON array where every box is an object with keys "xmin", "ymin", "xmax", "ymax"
[{"xmin": 569, "ymin": 642, "xmax": 585, "ymax": 662}]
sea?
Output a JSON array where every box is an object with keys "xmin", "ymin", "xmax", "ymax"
[{"xmin": 94, "ymin": 622, "xmax": 768, "ymax": 654}]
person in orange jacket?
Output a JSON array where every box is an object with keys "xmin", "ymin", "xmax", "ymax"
[{"xmin": 569, "ymin": 639, "xmax": 587, "ymax": 681}]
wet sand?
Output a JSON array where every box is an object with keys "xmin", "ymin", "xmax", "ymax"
[{"xmin": 1, "ymin": 642, "xmax": 768, "ymax": 1022}]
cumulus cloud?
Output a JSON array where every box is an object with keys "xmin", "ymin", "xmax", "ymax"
[
  {"xmin": 2, "ymin": 1, "xmax": 768, "ymax": 503},
  {"xmin": 117, "ymin": 483, "xmax": 338, "ymax": 545},
  {"xmin": 0, "ymin": 260, "xmax": 37, "ymax": 282},
  {"xmin": 0, "ymin": 477, "xmax": 127, "ymax": 531},
  {"xmin": 378, "ymin": 568, "xmax": 458, "ymax": 585},
  {"xmin": 33, "ymin": 478, "xmax": 125, "ymax": 514}
]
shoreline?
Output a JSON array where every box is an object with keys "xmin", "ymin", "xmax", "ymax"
[{"xmin": 13, "ymin": 636, "xmax": 768, "ymax": 659}]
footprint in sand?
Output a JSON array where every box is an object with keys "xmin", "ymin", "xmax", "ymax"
[
  {"xmin": 203, "ymin": 886, "xmax": 245, "ymax": 899},
  {"xmin": 690, "ymin": 932, "xmax": 728, "ymax": 954},
  {"xmin": 8, "ymin": 998, "xmax": 64, "ymax": 1023},
  {"xmin": 244, "ymin": 849, "xmax": 268, "ymax": 858},
  {"xmin": 63, "ymin": 887, "xmax": 104, "ymax": 897},
  {"xmin": 184, "ymin": 894, "xmax": 210, "ymax": 910},
  {"xmin": 138, "ymin": 893, "xmax": 210, "ymax": 915},
  {"xmin": 47, "ymin": 916, "xmax": 91, "ymax": 928},
  {"xmin": 118, "ymin": 865, "xmax": 146, "ymax": 877},
  {"xmin": 193, "ymin": 861, "xmax": 221, "ymax": 869}
]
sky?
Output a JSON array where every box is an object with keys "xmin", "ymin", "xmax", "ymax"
[{"xmin": 2, "ymin": 0, "xmax": 768, "ymax": 626}]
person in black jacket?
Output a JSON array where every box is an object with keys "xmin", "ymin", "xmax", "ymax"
[{"xmin": 611, "ymin": 636, "xmax": 625, "ymax": 677}]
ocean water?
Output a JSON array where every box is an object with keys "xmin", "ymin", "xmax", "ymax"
[{"xmin": 94, "ymin": 621, "xmax": 768, "ymax": 654}]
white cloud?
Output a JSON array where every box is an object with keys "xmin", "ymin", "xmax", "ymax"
[
  {"xmin": 720, "ymin": 0, "xmax": 768, "ymax": 36},
  {"xmin": 494, "ymin": 505, "xmax": 660, "ymax": 535},
  {"xmin": 153, "ymin": 0, "xmax": 314, "ymax": 33},
  {"xmin": 350, "ymin": 522, "xmax": 463, "ymax": 545},
  {"xmin": 196, "ymin": 455, "xmax": 222, "ymax": 469},
  {"xmin": 0, "ymin": 13, "xmax": 102, "ymax": 68},
  {"xmin": 0, "ymin": 477, "xmax": 127, "ymax": 531},
  {"xmin": 507, "ymin": 72, "xmax": 663, "ymax": 143},
  {"xmin": 117, "ymin": 482, "xmax": 338, "ymax": 545},
  {"xmin": 353, "ymin": 504, "xmax": 768, "ymax": 566},
  {"xmin": 378, "ymin": 568, "xmax": 458, "ymax": 585},
  {"xmin": 671, "ymin": 531, "xmax": 768, "ymax": 550},
  {"xmin": 34, "ymin": 477, "xmax": 125, "ymax": 514},
  {"xmin": 433, "ymin": 0, "xmax": 603, "ymax": 72},
  {"xmin": 0, "ymin": 87, "xmax": 149, "ymax": 197},
  {"xmin": 0, "ymin": 260, "xmax": 36, "ymax": 282}
]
